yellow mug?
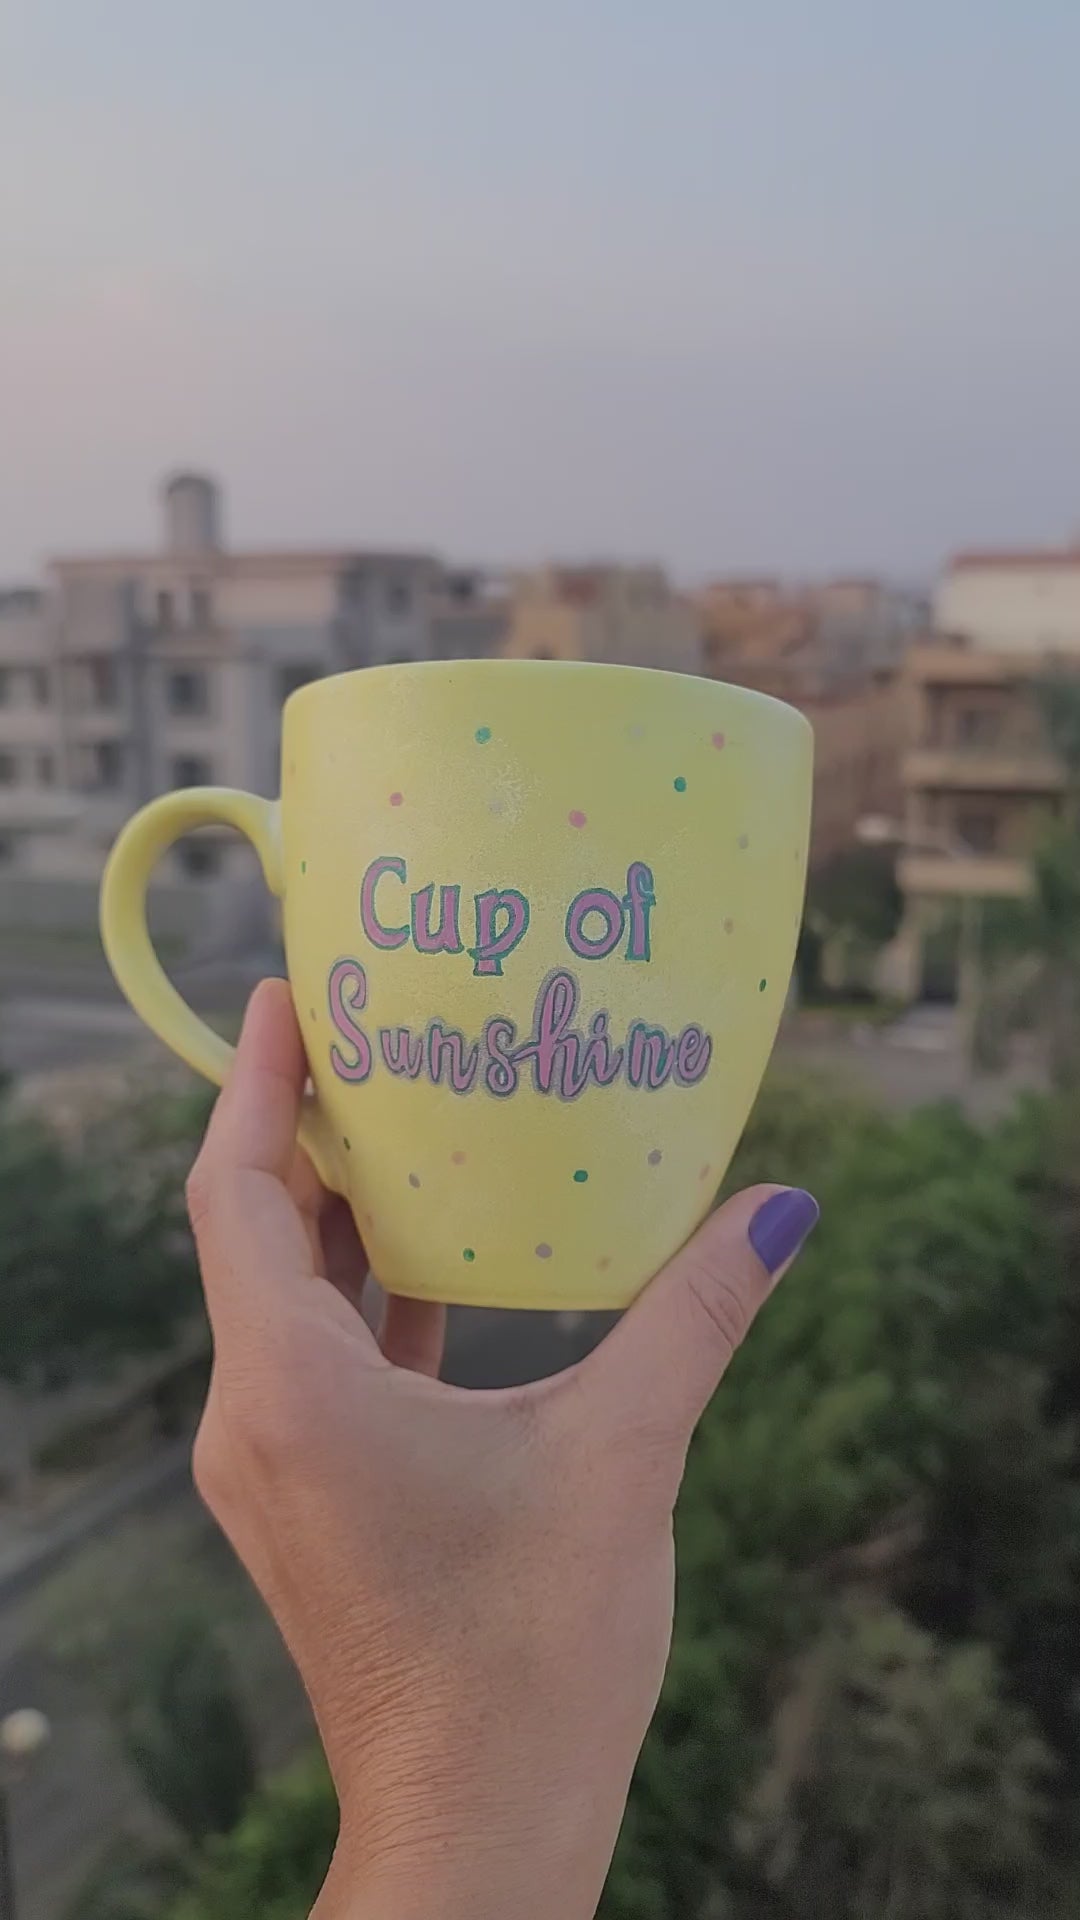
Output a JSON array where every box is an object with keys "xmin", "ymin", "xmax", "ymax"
[{"xmin": 100, "ymin": 660, "xmax": 812, "ymax": 1310}]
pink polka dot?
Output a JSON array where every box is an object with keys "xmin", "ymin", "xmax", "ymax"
[
  {"xmin": 648, "ymin": 1148, "xmax": 663, "ymax": 1167},
  {"xmin": 568, "ymin": 810, "xmax": 587, "ymax": 829},
  {"xmin": 597, "ymin": 1255, "xmax": 611, "ymax": 1272},
  {"xmin": 535, "ymin": 1242, "xmax": 553, "ymax": 1260},
  {"xmin": 723, "ymin": 917, "xmax": 735, "ymax": 934},
  {"xmin": 738, "ymin": 833, "xmax": 750, "ymax": 850},
  {"xmin": 451, "ymin": 1150, "xmax": 467, "ymax": 1166},
  {"xmin": 699, "ymin": 1164, "xmax": 711, "ymax": 1182},
  {"xmin": 712, "ymin": 732, "xmax": 725, "ymax": 750},
  {"xmin": 389, "ymin": 791, "xmax": 404, "ymax": 807}
]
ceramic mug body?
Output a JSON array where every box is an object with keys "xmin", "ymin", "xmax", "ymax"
[{"xmin": 101, "ymin": 660, "xmax": 812, "ymax": 1310}]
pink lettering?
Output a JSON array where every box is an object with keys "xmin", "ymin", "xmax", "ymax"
[
  {"xmin": 360, "ymin": 856, "xmax": 408, "ymax": 950},
  {"xmin": 411, "ymin": 883, "xmax": 463, "ymax": 955},
  {"xmin": 471, "ymin": 889, "xmax": 530, "ymax": 977},
  {"xmin": 328, "ymin": 959, "xmax": 373, "ymax": 1083}
]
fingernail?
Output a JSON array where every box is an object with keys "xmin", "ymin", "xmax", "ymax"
[{"xmin": 748, "ymin": 1189, "xmax": 819, "ymax": 1277}]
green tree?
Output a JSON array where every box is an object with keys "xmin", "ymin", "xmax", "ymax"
[
  {"xmin": 739, "ymin": 1606, "xmax": 1057, "ymax": 1920},
  {"xmin": 0, "ymin": 1092, "xmax": 197, "ymax": 1386},
  {"xmin": 168, "ymin": 1751, "xmax": 337, "ymax": 1920}
]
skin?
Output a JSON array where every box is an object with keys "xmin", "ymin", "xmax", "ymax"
[{"xmin": 187, "ymin": 979, "xmax": 803, "ymax": 1920}]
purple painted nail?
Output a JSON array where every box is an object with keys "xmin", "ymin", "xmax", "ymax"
[{"xmin": 748, "ymin": 1189, "xmax": 819, "ymax": 1276}]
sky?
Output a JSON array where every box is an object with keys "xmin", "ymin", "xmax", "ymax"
[{"xmin": 3, "ymin": 0, "xmax": 1080, "ymax": 585}]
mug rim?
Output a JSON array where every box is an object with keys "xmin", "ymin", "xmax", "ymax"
[{"xmin": 283, "ymin": 657, "xmax": 813, "ymax": 737}]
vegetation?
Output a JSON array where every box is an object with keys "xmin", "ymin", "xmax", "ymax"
[
  {"xmin": 120, "ymin": 1066, "xmax": 1080, "ymax": 1920},
  {"xmin": 17, "ymin": 1047, "xmax": 1075, "ymax": 1917}
]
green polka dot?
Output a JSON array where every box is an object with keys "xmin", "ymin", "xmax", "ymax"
[
  {"xmin": 343, "ymin": 1136, "xmax": 351, "ymax": 1151},
  {"xmin": 474, "ymin": 725, "xmax": 492, "ymax": 744},
  {"xmin": 673, "ymin": 776, "xmax": 687, "ymax": 793},
  {"xmin": 759, "ymin": 978, "xmax": 767, "ymax": 993},
  {"xmin": 300, "ymin": 860, "xmax": 307, "ymax": 874},
  {"xmin": 462, "ymin": 1247, "xmax": 476, "ymax": 1262},
  {"xmin": 573, "ymin": 1169, "xmax": 589, "ymax": 1184}
]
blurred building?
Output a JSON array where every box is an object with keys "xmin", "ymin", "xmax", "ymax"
[
  {"xmin": 697, "ymin": 575, "xmax": 914, "ymax": 865},
  {"xmin": 887, "ymin": 544, "xmax": 1080, "ymax": 998},
  {"xmin": 501, "ymin": 565, "xmax": 703, "ymax": 673},
  {"xmin": 45, "ymin": 474, "xmax": 441, "ymax": 887},
  {"xmin": 0, "ymin": 589, "xmax": 80, "ymax": 875}
]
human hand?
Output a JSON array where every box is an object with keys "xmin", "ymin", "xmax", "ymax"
[{"xmin": 187, "ymin": 980, "xmax": 818, "ymax": 1920}]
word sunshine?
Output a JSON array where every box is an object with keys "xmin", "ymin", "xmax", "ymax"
[{"xmin": 328, "ymin": 962, "xmax": 713, "ymax": 1101}]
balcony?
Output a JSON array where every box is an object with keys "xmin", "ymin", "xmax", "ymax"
[
  {"xmin": 898, "ymin": 851, "xmax": 1031, "ymax": 899},
  {"xmin": 902, "ymin": 745, "xmax": 1063, "ymax": 793}
]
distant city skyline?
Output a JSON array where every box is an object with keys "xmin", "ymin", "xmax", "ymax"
[{"xmin": 4, "ymin": 0, "xmax": 1080, "ymax": 583}]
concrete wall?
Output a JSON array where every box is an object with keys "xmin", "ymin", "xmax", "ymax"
[{"xmin": 935, "ymin": 565, "xmax": 1080, "ymax": 653}]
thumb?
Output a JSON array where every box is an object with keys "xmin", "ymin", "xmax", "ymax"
[{"xmin": 582, "ymin": 1184, "xmax": 819, "ymax": 1448}]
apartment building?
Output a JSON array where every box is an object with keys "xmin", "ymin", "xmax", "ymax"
[
  {"xmin": 887, "ymin": 545, "xmax": 1080, "ymax": 998},
  {"xmin": 697, "ymin": 577, "xmax": 909, "ymax": 867},
  {"xmin": 0, "ymin": 590, "xmax": 78, "ymax": 874},
  {"xmin": 48, "ymin": 474, "xmax": 441, "ymax": 884},
  {"xmin": 501, "ymin": 565, "xmax": 703, "ymax": 674}
]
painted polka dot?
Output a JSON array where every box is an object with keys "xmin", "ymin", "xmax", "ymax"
[
  {"xmin": 535, "ymin": 1242, "xmax": 553, "ymax": 1260},
  {"xmin": 489, "ymin": 797, "xmax": 505, "ymax": 815},
  {"xmin": 475, "ymin": 725, "xmax": 492, "ymax": 744},
  {"xmin": 408, "ymin": 1172, "xmax": 421, "ymax": 1189},
  {"xmin": 389, "ymin": 791, "xmax": 404, "ymax": 807},
  {"xmin": 309, "ymin": 1006, "xmax": 317, "ymax": 1023},
  {"xmin": 288, "ymin": 760, "xmax": 297, "ymax": 777},
  {"xmin": 711, "ymin": 732, "xmax": 725, "ymax": 750},
  {"xmin": 673, "ymin": 775, "xmax": 687, "ymax": 793},
  {"xmin": 342, "ymin": 1136, "xmax": 351, "ymax": 1151},
  {"xmin": 451, "ymin": 1149, "xmax": 467, "ymax": 1166},
  {"xmin": 462, "ymin": 1247, "xmax": 476, "ymax": 1263},
  {"xmin": 737, "ymin": 833, "xmax": 749, "ymax": 851},
  {"xmin": 648, "ymin": 1148, "xmax": 663, "ymax": 1167},
  {"xmin": 597, "ymin": 1255, "xmax": 611, "ymax": 1272},
  {"xmin": 300, "ymin": 859, "xmax": 307, "ymax": 874},
  {"xmin": 628, "ymin": 723, "xmax": 646, "ymax": 741},
  {"xmin": 568, "ymin": 809, "xmax": 587, "ymax": 829},
  {"xmin": 723, "ymin": 917, "xmax": 735, "ymax": 935},
  {"xmin": 699, "ymin": 1164, "xmax": 712, "ymax": 1182},
  {"xmin": 573, "ymin": 1169, "xmax": 589, "ymax": 1184},
  {"xmin": 759, "ymin": 978, "xmax": 768, "ymax": 992}
]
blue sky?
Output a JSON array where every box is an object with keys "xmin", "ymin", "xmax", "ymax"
[{"xmin": 3, "ymin": 0, "xmax": 1080, "ymax": 580}]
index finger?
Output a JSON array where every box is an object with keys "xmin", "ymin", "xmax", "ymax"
[{"xmin": 186, "ymin": 979, "xmax": 321, "ymax": 1343}]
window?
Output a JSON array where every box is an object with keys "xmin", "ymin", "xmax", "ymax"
[
  {"xmin": 37, "ymin": 751, "xmax": 55, "ymax": 786},
  {"xmin": 955, "ymin": 706, "xmax": 1000, "ymax": 748},
  {"xmin": 176, "ymin": 839, "xmax": 222, "ymax": 879},
  {"xmin": 0, "ymin": 753, "xmax": 16, "ymax": 786},
  {"xmin": 88, "ymin": 656, "xmax": 118, "ymax": 709},
  {"xmin": 94, "ymin": 741, "xmax": 123, "ymax": 789},
  {"xmin": 278, "ymin": 664, "xmax": 320, "ymax": 704},
  {"xmin": 955, "ymin": 810, "xmax": 1000, "ymax": 853},
  {"xmin": 190, "ymin": 586, "xmax": 213, "ymax": 629},
  {"xmin": 172, "ymin": 754, "xmax": 213, "ymax": 789},
  {"xmin": 157, "ymin": 590, "xmax": 175, "ymax": 632},
  {"xmin": 28, "ymin": 668, "xmax": 49, "ymax": 706},
  {"xmin": 167, "ymin": 668, "xmax": 210, "ymax": 716}
]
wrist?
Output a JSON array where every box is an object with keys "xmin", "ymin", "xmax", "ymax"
[{"xmin": 312, "ymin": 1825, "xmax": 600, "ymax": 1920}]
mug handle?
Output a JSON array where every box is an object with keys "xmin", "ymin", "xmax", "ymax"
[{"xmin": 99, "ymin": 787, "xmax": 337, "ymax": 1186}]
